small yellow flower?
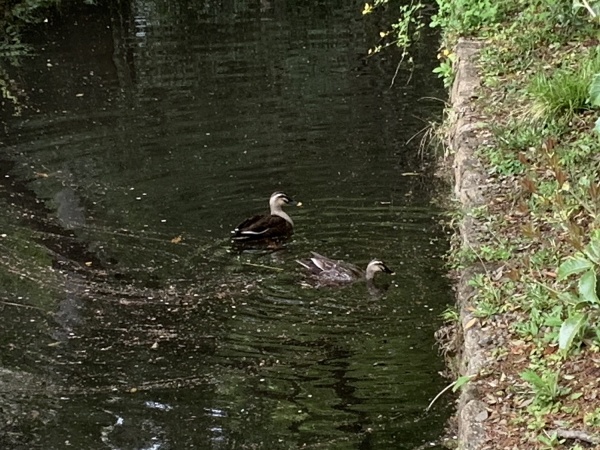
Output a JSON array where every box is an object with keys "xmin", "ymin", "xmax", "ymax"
[{"xmin": 362, "ymin": 3, "xmax": 373, "ymax": 15}]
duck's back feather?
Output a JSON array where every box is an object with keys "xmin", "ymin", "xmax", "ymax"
[
  {"xmin": 231, "ymin": 214, "xmax": 293, "ymax": 241},
  {"xmin": 297, "ymin": 252, "xmax": 363, "ymax": 284}
]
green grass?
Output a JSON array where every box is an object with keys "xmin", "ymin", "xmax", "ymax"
[
  {"xmin": 435, "ymin": 0, "xmax": 600, "ymax": 446},
  {"xmin": 528, "ymin": 50, "xmax": 600, "ymax": 122}
]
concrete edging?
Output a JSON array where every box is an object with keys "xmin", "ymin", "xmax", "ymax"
[{"xmin": 448, "ymin": 38, "xmax": 490, "ymax": 450}]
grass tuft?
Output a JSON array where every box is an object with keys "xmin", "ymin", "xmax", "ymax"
[{"xmin": 528, "ymin": 50, "xmax": 600, "ymax": 123}]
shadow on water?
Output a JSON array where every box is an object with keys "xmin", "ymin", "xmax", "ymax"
[{"xmin": 0, "ymin": 0, "xmax": 453, "ymax": 448}]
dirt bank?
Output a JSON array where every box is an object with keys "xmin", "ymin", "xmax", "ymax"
[{"xmin": 446, "ymin": 32, "xmax": 600, "ymax": 450}]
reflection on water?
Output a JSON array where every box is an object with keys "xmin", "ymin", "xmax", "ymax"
[{"xmin": 0, "ymin": 0, "xmax": 451, "ymax": 449}]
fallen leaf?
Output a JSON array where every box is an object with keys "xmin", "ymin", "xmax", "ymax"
[
  {"xmin": 464, "ymin": 317, "xmax": 478, "ymax": 330},
  {"xmin": 170, "ymin": 235, "xmax": 183, "ymax": 244},
  {"xmin": 85, "ymin": 261, "xmax": 93, "ymax": 266},
  {"xmin": 485, "ymin": 393, "xmax": 497, "ymax": 404},
  {"xmin": 543, "ymin": 345, "xmax": 558, "ymax": 355}
]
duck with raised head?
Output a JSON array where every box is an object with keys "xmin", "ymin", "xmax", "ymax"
[
  {"xmin": 231, "ymin": 192, "xmax": 299, "ymax": 244},
  {"xmin": 296, "ymin": 252, "xmax": 394, "ymax": 286}
]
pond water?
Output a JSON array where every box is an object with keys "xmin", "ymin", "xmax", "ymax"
[{"xmin": 0, "ymin": 1, "xmax": 452, "ymax": 449}]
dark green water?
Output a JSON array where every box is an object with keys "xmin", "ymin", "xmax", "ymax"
[{"xmin": 0, "ymin": 1, "xmax": 451, "ymax": 448}]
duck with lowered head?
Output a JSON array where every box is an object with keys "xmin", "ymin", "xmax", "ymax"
[
  {"xmin": 296, "ymin": 252, "xmax": 394, "ymax": 286},
  {"xmin": 231, "ymin": 192, "xmax": 300, "ymax": 245}
]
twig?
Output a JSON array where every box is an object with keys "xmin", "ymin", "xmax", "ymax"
[
  {"xmin": 390, "ymin": 51, "xmax": 407, "ymax": 88},
  {"xmin": 416, "ymin": 96, "xmax": 449, "ymax": 104},
  {"xmin": 406, "ymin": 124, "xmax": 430, "ymax": 145},
  {"xmin": 0, "ymin": 299, "xmax": 47, "ymax": 312},
  {"xmin": 464, "ymin": 238, "xmax": 491, "ymax": 277},
  {"xmin": 550, "ymin": 428, "xmax": 600, "ymax": 444},
  {"xmin": 241, "ymin": 262, "xmax": 283, "ymax": 271},
  {"xmin": 404, "ymin": 61, "xmax": 414, "ymax": 86},
  {"xmin": 426, "ymin": 380, "xmax": 456, "ymax": 412},
  {"xmin": 532, "ymin": 279, "xmax": 562, "ymax": 296}
]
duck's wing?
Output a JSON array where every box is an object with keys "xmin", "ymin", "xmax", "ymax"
[
  {"xmin": 232, "ymin": 214, "xmax": 264, "ymax": 234},
  {"xmin": 231, "ymin": 214, "xmax": 292, "ymax": 241},
  {"xmin": 296, "ymin": 258, "xmax": 320, "ymax": 274},
  {"xmin": 310, "ymin": 252, "xmax": 361, "ymax": 276},
  {"xmin": 297, "ymin": 252, "xmax": 333, "ymax": 275},
  {"xmin": 319, "ymin": 258, "xmax": 361, "ymax": 282},
  {"xmin": 346, "ymin": 264, "xmax": 364, "ymax": 279},
  {"xmin": 310, "ymin": 251, "xmax": 330, "ymax": 260},
  {"xmin": 309, "ymin": 252, "xmax": 338, "ymax": 271}
]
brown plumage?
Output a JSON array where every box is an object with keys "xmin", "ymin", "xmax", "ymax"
[
  {"xmin": 231, "ymin": 192, "xmax": 297, "ymax": 244},
  {"xmin": 296, "ymin": 252, "xmax": 394, "ymax": 285}
]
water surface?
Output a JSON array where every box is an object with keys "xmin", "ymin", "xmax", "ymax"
[{"xmin": 0, "ymin": 1, "xmax": 451, "ymax": 448}]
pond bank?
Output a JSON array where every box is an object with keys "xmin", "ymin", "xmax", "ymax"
[
  {"xmin": 447, "ymin": 38, "xmax": 488, "ymax": 450},
  {"xmin": 443, "ymin": 5, "xmax": 600, "ymax": 449}
]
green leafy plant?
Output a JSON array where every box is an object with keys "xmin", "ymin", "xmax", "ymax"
[
  {"xmin": 440, "ymin": 306, "xmax": 459, "ymax": 323},
  {"xmin": 590, "ymin": 73, "xmax": 600, "ymax": 136},
  {"xmin": 557, "ymin": 231, "xmax": 600, "ymax": 306},
  {"xmin": 572, "ymin": 0, "xmax": 600, "ymax": 21},
  {"xmin": 363, "ymin": 1, "xmax": 424, "ymax": 57},
  {"xmin": 591, "ymin": 73, "xmax": 600, "ymax": 106},
  {"xmin": 538, "ymin": 431, "xmax": 561, "ymax": 449},
  {"xmin": 452, "ymin": 375, "xmax": 473, "ymax": 392},
  {"xmin": 478, "ymin": 243, "xmax": 514, "ymax": 261},
  {"xmin": 430, "ymin": 0, "xmax": 503, "ymax": 37},
  {"xmin": 521, "ymin": 368, "xmax": 566, "ymax": 406},
  {"xmin": 555, "ymin": 231, "xmax": 600, "ymax": 354},
  {"xmin": 584, "ymin": 407, "xmax": 600, "ymax": 427},
  {"xmin": 433, "ymin": 51, "xmax": 456, "ymax": 88},
  {"xmin": 481, "ymin": 145, "xmax": 526, "ymax": 177},
  {"xmin": 468, "ymin": 274, "xmax": 503, "ymax": 315},
  {"xmin": 557, "ymin": 313, "xmax": 587, "ymax": 354}
]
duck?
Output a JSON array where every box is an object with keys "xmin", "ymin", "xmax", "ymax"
[
  {"xmin": 231, "ymin": 192, "xmax": 299, "ymax": 244},
  {"xmin": 296, "ymin": 252, "xmax": 394, "ymax": 285}
]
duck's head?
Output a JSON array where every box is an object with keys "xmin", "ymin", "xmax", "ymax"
[
  {"xmin": 270, "ymin": 192, "xmax": 298, "ymax": 209},
  {"xmin": 366, "ymin": 259, "xmax": 394, "ymax": 280}
]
